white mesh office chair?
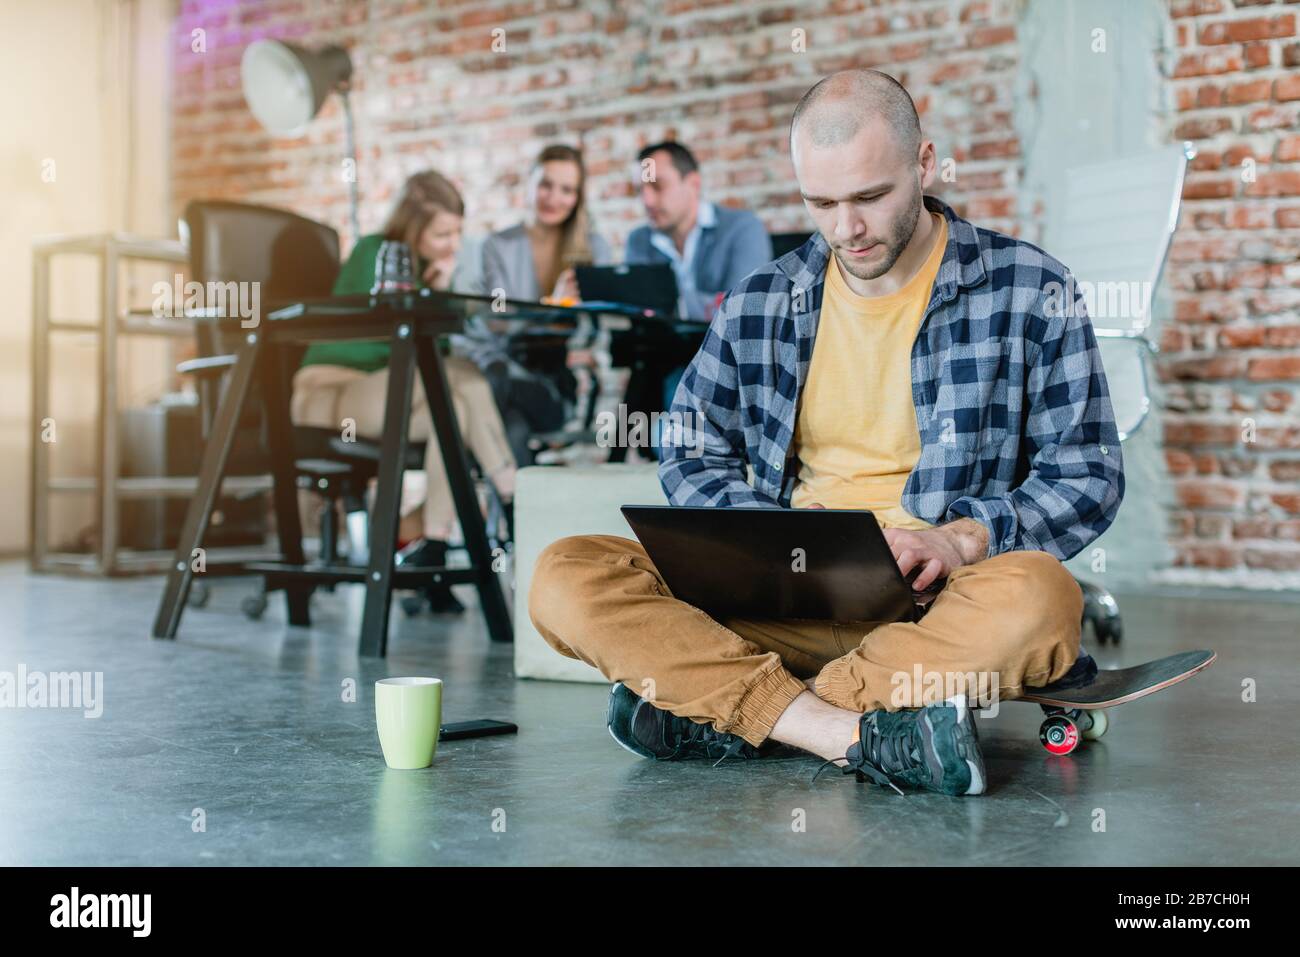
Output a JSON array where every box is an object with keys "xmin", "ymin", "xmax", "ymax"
[{"xmin": 1044, "ymin": 141, "xmax": 1195, "ymax": 644}]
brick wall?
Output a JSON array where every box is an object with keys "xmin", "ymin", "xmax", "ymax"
[
  {"xmin": 171, "ymin": 0, "xmax": 1023, "ymax": 244},
  {"xmin": 170, "ymin": 0, "xmax": 1300, "ymax": 586},
  {"xmin": 1163, "ymin": 0, "xmax": 1300, "ymax": 582}
]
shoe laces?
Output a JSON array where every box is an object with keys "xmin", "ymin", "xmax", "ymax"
[
  {"xmin": 667, "ymin": 719, "xmax": 753, "ymax": 767},
  {"xmin": 812, "ymin": 712, "xmax": 922, "ymax": 796}
]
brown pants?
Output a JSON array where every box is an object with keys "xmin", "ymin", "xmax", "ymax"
[
  {"xmin": 528, "ymin": 534, "xmax": 1083, "ymax": 747},
  {"xmin": 291, "ymin": 360, "xmax": 516, "ymax": 537}
]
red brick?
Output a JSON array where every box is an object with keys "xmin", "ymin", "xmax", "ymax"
[
  {"xmin": 1277, "ymin": 135, "xmax": 1300, "ymax": 161},
  {"xmin": 1164, "ymin": 355, "xmax": 1249, "ymax": 381},
  {"xmin": 1173, "ymin": 50, "xmax": 1245, "ymax": 77},
  {"xmin": 1243, "ymin": 548, "xmax": 1300, "ymax": 570},
  {"xmin": 1244, "ymin": 171, "xmax": 1300, "ymax": 196},
  {"xmin": 967, "ymin": 25, "xmax": 1015, "ymax": 48},
  {"xmin": 1246, "ymin": 105, "xmax": 1300, "ymax": 132},
  {"xmin": 1221, "ymin": 453, "xmax": 1259, "ymax": 477},
  {"xmin": 1233, "ymin": 517, "xmax": 1274, "ymax": 539},
  {"xmin": 1270, "ymin": 459, "xmax": 1300, "ymax": 482},
  {"xmin": 969, "ymin": 138, "xmax": 1019, "ymax": 160},
  {"xmin": 1243, "ymin": 41, "xmax": 1273, "ymax": 69},
  {"xmin": 1277, "ymin": 207, "xmax": 1300, "ymax": 227},
  {"xmin": 1276, "ymin": 521, "xmax": 1300, "ymax": 541},
  {"xmin": 1248, "ymin": 356, "xmax": 1300, "ymax": 380},
  {"xmin": 1163, "ymin": 420, "xmax": 1248, "ymax": 445},
  {"xmin": 1189, "ymin": 149, "xmax": 1223, "ymax": 170},
  {"xmin": 1170, "ymin": 0, "xmax": 1224, "ymax": 16},
  {"xmin": 1218, "ymin": 326, "xmax": 1267, "ymax": 348},
  {"xmin": 1252, "ymin": 425, "xmax": 1300, "ymax": 450},
  {"xmin": 1230, "ymin": 204, "xmax": 1273, "ymax": 228},
  {"xmin": 1183, "ymin": 178, "xmax": 1237, "ymax": 199},
  {"xmin": 1196, "ymin": 513, "xmax": 1231, "ymax": 538},
  {"xmin": 1275, "ymin": 74, "xmax": 1300, "ymax": 101},
  {"xmin": 1167, "ymin": 448, "xmax": 1197, "ymax": 475},
  {"xmin": 1224, "ymin": 143, "xmax": 1268, "ymax": 167},
  {"xmin": 1228, "ymin": 78, "xmax": 1274, "ymax": 104},
  {"xmin": 1175, "ymin": 478, "xmax": 1242, "ymax": 509},
  {"xmin": 1169, "ymin": 511, "xmax": 1197, "ymax": 537},
  {"xmin": 1174, "ymin": 115, "xmax": 1235, "ymax": 139},
  {"xmin": 1262, "ymin": 390, "xmax": 1295, "ymax": 412},
  {"xmin": 1198, "ymin": 14, "xmax": 1296, "ymax": 46},
  {"xmin": 1180, "ymin": 544, "xmax": 1242, "ymax": 569},
  {"xmin": 1262, "ymin": 326, "xmax": 1300, "ymax": 349},
  {"xmin": 1162, "ymin": 327, "xmax": 1193, "ymax": 352}
]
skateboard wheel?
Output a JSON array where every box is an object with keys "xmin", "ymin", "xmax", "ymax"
[
  {"xmin": 1039, "ymin": 715, "xmax": 1080, "ymax": 755},
  {"xmin": 1081, "ymin": 708, "xmax": 1109, "ymax": 740}
]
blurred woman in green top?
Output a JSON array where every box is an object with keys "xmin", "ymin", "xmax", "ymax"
[{"xmin": 291, "ymin": 170, "xmax": 515, "ymax": 614}]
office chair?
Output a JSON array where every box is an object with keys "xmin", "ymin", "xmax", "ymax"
[
  {"xmin": 1044, "ymin": 142, "xmax": 1195, "ymax": 644},
  {"xmin": 179, "ymin": 201, "xmax": 513, "ymax": 619},
  {"xmin": 178, "ymin": 200, "xmax": 397, "ymax": 615}
]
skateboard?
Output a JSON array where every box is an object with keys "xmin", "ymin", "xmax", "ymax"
[{"xmin": 1016, "ymin": 649, "xmax": 1217, "ymax": 755}]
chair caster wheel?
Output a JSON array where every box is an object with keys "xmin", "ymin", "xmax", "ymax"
[
  {"xmin": 400, "ymin": 595, "xmax": 425, "ymax": 617},
  {"xmin": 241, "ymin": 594, "xmax": 268, "ymax": 620},
  {"xmin": 187, "ymin": 583, "xmax": 210, "ymax": 609},
  {"xmin": 1093, "ymin": 618, "xmax": 1123, "ymax": 645}
]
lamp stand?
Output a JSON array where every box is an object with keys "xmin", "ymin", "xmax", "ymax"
[{"xmin": 341, "ymin": 87, "xmax": 361, "ymax": 243}]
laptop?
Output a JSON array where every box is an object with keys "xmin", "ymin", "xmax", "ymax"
[
  {"xmin": 575, "ymin": 263, "xmax": 679, "ymax": 317},
  {"xmin": 620, "ymin": 505, "xmax": 918, "ymax": 623}
]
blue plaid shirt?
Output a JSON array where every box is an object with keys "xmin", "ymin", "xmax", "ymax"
[{"xmin": 658, "ymin": 196, "xmax": 1125, "ymax": 562}]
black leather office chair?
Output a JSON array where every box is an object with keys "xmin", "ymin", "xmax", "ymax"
[
  {"xmin": 179, "ymin": 200, "xmax": 513, "ymax": 619},
  {"xmin": 178, "ymin": 200, "xmax": 419, "ymax": 617}
]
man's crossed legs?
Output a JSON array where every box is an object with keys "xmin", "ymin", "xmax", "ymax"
[{"xmin": 528, "ymin": 534, "xmax": 1084, "ymax": 795}]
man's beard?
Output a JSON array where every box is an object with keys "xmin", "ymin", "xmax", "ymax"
[{"xmin": 833, "ymin": 190, "xmax": 923, "ymax": 282}]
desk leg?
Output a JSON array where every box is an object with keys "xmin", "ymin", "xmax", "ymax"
[
  {"xmin": 261, "ymin": 340, "xmax": 311, "ymax": 626},
  {"xmin": 359, "ymin": 329, "xmax": 415, "ymax": 657},
  {"xmin": 152, "ymin": 335, "xmax": 260, "ymax": 639},
  {"xmin": 414, "ymin": 336, "xmax": 513, "ymax": 644}
]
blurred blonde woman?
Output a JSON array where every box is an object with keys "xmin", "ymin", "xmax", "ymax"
[
  {"xmin": 291, "ymin": 170, "xmax": 516, "ymax": 614},
  {"xmin": 477, "ymin": 144, "xmax": 614, "ymax": 463}
]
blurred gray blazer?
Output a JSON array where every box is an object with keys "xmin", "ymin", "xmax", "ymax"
[
  {"xmin": 625, "ymin": 204, "xmax": 772, "ymax": 320},
  {"xmin": 479, "ymin": 222, "xmax": 615, "ymax": 300}
]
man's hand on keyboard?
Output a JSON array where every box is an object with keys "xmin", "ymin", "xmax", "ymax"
[{"xmin": 881, "ymin": 526, "xmax": 967, "ymax": 592}]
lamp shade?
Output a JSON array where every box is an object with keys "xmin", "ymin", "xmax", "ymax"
[{"xmin": 241, "ymin": 40, "xmax": 353, "ymax": 136}]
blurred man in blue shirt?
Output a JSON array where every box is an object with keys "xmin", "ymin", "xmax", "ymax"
[{"xmin": 620, "ymin": 141, "xmax": 773, "ymax": 458}]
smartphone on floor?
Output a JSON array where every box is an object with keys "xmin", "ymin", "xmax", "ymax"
[{"xmin": 439, "ymin": 719, "xmax": 518, "ymax": 741}]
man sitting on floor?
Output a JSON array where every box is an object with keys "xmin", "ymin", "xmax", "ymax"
[{"xmin": 528, "ymin": 69, "xmax": 1124, "ymax": 797}]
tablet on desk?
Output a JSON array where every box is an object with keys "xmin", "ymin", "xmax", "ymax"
[
  {"xmin": 621, "ymin": 505, "xmax": 917, "ymax": 623},
  {"xmin": 575, "ymin": 264, "xmax": 679, "ymax": 317}
]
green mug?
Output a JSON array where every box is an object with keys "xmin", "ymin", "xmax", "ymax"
[{"xmin": 375, "ymin": 677, "xmax": 442, "ymax": 769}]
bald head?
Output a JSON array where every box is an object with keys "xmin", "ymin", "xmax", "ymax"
[{"xmin": 790, "ymin": 70, "xmax": 922, "ymax": 162}]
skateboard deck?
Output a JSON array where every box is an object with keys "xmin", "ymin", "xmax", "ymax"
[
  {"xmin": 1020, "ymin": 649, "xmax": 1216, "ymax": 710},
  {"xmin": 1016, "ymin": 650, "xmax": 1216, "ymax": 754}
]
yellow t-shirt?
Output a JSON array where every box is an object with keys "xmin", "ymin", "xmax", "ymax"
[{"xmin": 790, "ymin": 212, "xmax": 948, "ymax": 529}]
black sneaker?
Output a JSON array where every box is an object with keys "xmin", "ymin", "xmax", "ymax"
[
  {"xmin": 396, "ymin": 538, "xmax": 465, "ymax": 615},
  {"xmin": 606, "ymin": 682, "xmax": 762, "ymax": 765},
  {"xmin": 823, "ymin": 695, "xmax": 986, "ymax": 796}
]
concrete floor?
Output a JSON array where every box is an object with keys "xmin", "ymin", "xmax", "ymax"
[{"xmin": 0, "ymin": 560, "xmax": 1296, "ymax": 866}]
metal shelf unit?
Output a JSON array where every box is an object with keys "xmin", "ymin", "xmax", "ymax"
[{"xmin": 30, "ymin": 232, "xmax": 272, "ymax": 575}]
